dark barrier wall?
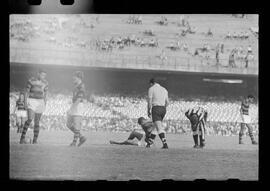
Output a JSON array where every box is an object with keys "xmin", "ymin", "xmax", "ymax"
[{"xmin": 10, "ymin": 63, "xmax": 258, "ymax": 100}]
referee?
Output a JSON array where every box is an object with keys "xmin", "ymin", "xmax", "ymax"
[{"xmin": 147, "ymin": 78, "xmax": 169, "ymax": 149}]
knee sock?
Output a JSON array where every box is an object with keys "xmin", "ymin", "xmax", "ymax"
[
  {"xmin": 33, "ymin": 125, "xmax": 40, "ymax": 142},
  {"xmin": 193, "ymin": 135, "xmax": 198, "ymax": 145},
  {"xmin": 21, "ymin": 120, "xmax": 31, "ymax": 140},
  {"xmin": 158, "ymin": 133, "xmax": 167, "ymax": 145},
  {"xmin": 199, "ymin": 135, "xmax": 205, "ymax": 146},
  {"xmin": 248, "ymin": 127, "xmax": 255, "ymax": 142},
  {"xmin": 149, "ymin": 133, "xmax": 156, "ymax": 141},
  {"xmin": 239, "ymin": 131, "xmax": 244, "ymax": 142},
  {"xmin": 73, "ymin": 129, "xmax": 81, "ymax": 143}
]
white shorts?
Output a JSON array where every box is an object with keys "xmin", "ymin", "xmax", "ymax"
[
  {"xmin": 27, "ymin": 98, "xmax": 46, "ymax": 114},
  {"xmin": 241, "ymin": 114, "xmax": 251, "ymax": 124},
  {"xmin": 67, "ymin": 102, "xmax": 85, "ymax": 116},
  {"xmin": 16, "ymin": 110, "xmax": 27, "ymax": 118},
  {"xmin": 137, "ymin": 134, "xmax": 147, "ymax": 147}
]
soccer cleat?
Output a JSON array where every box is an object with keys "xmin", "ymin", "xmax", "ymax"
[
  {"xmin": 78, "ymin": 136, "xmax": 87, "ymax": 147},
  {"xmin": 252, "ymin": 141, "xmax": 258, "ymax": 145},
  {"xmin": 19, "ymin": 138, "xmax": 27, "ymax": 144},
  {"xmin": 161, "ymin": 143, "xmax": 168, "ymax": 149},
  {"xmin": 70, "ymin": 142, "xmax": 77, "ymax": 147},
  {"xmin": 239, "ymin": 140, "xmax": 244, "ymax": 144},
  {"xmin": 199, "ymin": 143, "xmax": 205, "ymax": 148},
  {"xmin": 146, "ymin": 143, "xmax": 152, "ymax": 148},
  {"xmin": 193, "ymin": 144, "xmax": 200, "ymax": 149}
]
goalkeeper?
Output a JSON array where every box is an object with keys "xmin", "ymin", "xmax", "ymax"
[
  {"xmin": 109, "ymin": 117, "xmax": 157, "ymax": 147},
  {"xmin": 185, "ymin": 106, "xmax": 208, "ymax": 148}
]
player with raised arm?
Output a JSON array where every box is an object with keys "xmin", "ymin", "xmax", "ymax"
[
  {"xmin": 239, "ymin": 95, "xmax": 258, "ymax": 145},
  {"xmin": 110, "ymin": 117, "xmax": 157, "ymax": 147},
  {"xmin": 66, "ymin": 71, "xmax": 87, "ymax": 147},
  {"xmin": 19, "ymin": 70, "xmax": 48, "ymax": 144},
  {"xmin": 185, "ymin": 106, "xmax": 208, "ymax": 148}
]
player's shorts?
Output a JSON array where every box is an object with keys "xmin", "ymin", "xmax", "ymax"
[
  {"xmin": 66, "ymin": 115, "xmax": 82, "ymax": 129},
  {"xmin": 27, "ymin": 98, "xmax": 46, "ymax": 114},
  {"xmin": 152, "ymin": 106, "xmax": 166, "ymax": 122},
  {"xmin": 137, "ymin": 133, "xmax": 147, "ymax": 147},
  {"xmin": 241, "ymin": 114, "xmax": 251, "ymax": 124},
  {"xmin": 16, "ymin": 110, "xmax": 27, "ymax": 118},
  {"xmin": 190, "ymin": 114, "xmax": 199, "ymax": 131},
  {"xmin": 67, "ymin": 102, "xmax": 85, "ymax": 116}
]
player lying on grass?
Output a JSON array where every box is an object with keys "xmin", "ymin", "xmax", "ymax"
[
  {"xmin": 185, "ymin": 106, "xmax": 208, "ymax": 149},
  {"xmin": 109, "ymin": 117, "xmax": 157, "ymax": 147}
]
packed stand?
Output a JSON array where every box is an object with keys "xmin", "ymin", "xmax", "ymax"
[{"xmin": 10, "ymin": 92, "xmax": 258, "ymax": 136}]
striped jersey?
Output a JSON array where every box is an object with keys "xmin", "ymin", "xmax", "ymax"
[
  {"xmin": 240, "ymin": 99, "xmax": 250, "ymax": 115},
  {"xmin": 185, "ymin": 107, "xmax": 208, "ymax": 123},
  {"xmin": 27, "ymin": 77, "xmax": 48, "ymax": 99},
  {"xmin": 72, "ymin": 82, "xmax": 86, "ymax": 103},
  {"xmin": 16, "ymin": 99, "xmax": 26, "ymax": 110}
]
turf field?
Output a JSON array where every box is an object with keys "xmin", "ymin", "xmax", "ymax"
[{"xmin": 10, "ymin": 129, "xmax": 258, "ymax": 180}]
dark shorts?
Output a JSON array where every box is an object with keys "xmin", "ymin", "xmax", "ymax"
[
  {"xmin": 152, "ymin": 106, "xmax": 166, "ymax": 122},
  {"xmin": 189, "ymin": 114, "xmax": 199, "ymax": 131}
]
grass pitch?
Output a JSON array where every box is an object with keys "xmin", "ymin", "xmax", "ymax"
[{"xmin": 10, "ymin": 129, "xmax": 258, "ymax": 180}]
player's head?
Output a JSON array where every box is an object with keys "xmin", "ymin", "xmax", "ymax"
[
  {"xmin": 38, "ymin": 70, "xmax": 47, "ymax": 81},
  {"xmin": 19, "ymin": 92, "xmax": 24, "ymax": 100},
  {"xmin": 73, "ymin": 71, "xmax": 84, "ymax": 85},
  {"xmin": 138, "ymin": 117, "xmax": 146, "ymax": 126},
  {"xmin": 149, "ymin": 78, "xmax": 156, "ymax": 87},
  {"xmin": 247, "ymin": 94, "xmax": 255, "ymax": 103}
]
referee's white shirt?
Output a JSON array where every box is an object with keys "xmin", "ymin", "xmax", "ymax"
[{"xmin": 148, "ymin": 83, "xmax": 168, "ymax": 106}]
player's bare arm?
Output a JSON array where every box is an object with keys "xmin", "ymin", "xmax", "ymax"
[
  {"xmin": 165, "ymin": 96, "xmax": 169, "ymax": 108},
  {"xmin": 147, "ymin": 97, "xmax": 152, "ymax": 117}
]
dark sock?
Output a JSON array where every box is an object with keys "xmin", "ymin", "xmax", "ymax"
[
  {"xmin": 33, "ymin": 125, "xmax": 40, "ymax": 142},
  {"xmin": 21, "ymin": 121, "xmax": 31, "ymax": 140},
  {"xmin": 248, "ymin": 129, "xmax": 255, "ymax": 142},
  {"xmin": 193, "ymin": 135, "xmax": 198, "ymax": 145},
  {"xmin": 159, "ymin": 133, "xmax": 167, "ymax": 145},
  {"xmin": 149, "ymin": 134, "xmax": 156, "ymax": 140},
  {"xmin": 73, "ymin": 129, "xmax": 81, "ymax": 143},
  {"xmin": 199, "ymin": 135, "xmax": 205, "ymax": 146},
  {"xmin": 239, "ymin": 132, "xmax": 243, "ymax": 142}
]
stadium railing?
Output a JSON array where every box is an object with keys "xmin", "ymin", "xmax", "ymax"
[{"xmin": 10, "ymin": 47, "xmax": 258, "ymax": 75}]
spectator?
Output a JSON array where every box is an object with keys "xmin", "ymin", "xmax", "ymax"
[
  {"xmin": 216, "ymin": 46, "xmax": 220, "ymax": 65},
  {"xmin": 229, "ymin": 49, "xmax": 236, "ymax": 67},
  {"xmin": 247, "ymin": 45, "xmax": 252, "ymax": 54},
  {"xmin": 220, "ymin": 43, "xmax": 224, "ymax": 53}
]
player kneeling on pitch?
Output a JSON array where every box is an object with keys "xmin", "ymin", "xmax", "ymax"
[
  {"xmin": 185, "ymin": 107, "xmax": 208, "ymax": 149},
  {"xmin": 110, "ymin": 117, "xmax": 157, "ymax": 147},
  {"xmin": 66, "ymin": 71, "xmax": 87, "ymax": 147}
]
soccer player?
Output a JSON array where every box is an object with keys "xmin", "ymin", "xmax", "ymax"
[
  {"xmin": 20, "ymin": 70, "xmax": 48, "ymax": 144},
  {"xmin": 185, "ymin": 106, "xmax": 208, "ymax": 148},
  {"xmin": 13, "ymin": 92, "xmax": 27, "ymax": 133},
  {"xmin": 148, "ymin": 78, "xmax": 169, "ymax": 149},
  {"xmin": 66, "ymin": 71, "xmax": 87, "ymax": 147},
  {"xmin": 109, "ymin": 117, "xmax": 157, "ymax": 147},
  {"xmin": 239, "ymin": 95, "xmax": 258, "ymax": 145}
]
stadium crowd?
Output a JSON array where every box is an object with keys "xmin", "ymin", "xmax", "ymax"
[
  {"xmin": 10, "ymin": 15, "xmax": 258, "ymax": 69},
  {"xmin": 10, "ymin": 92, "xmax": 258, "ymax": 136}
]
